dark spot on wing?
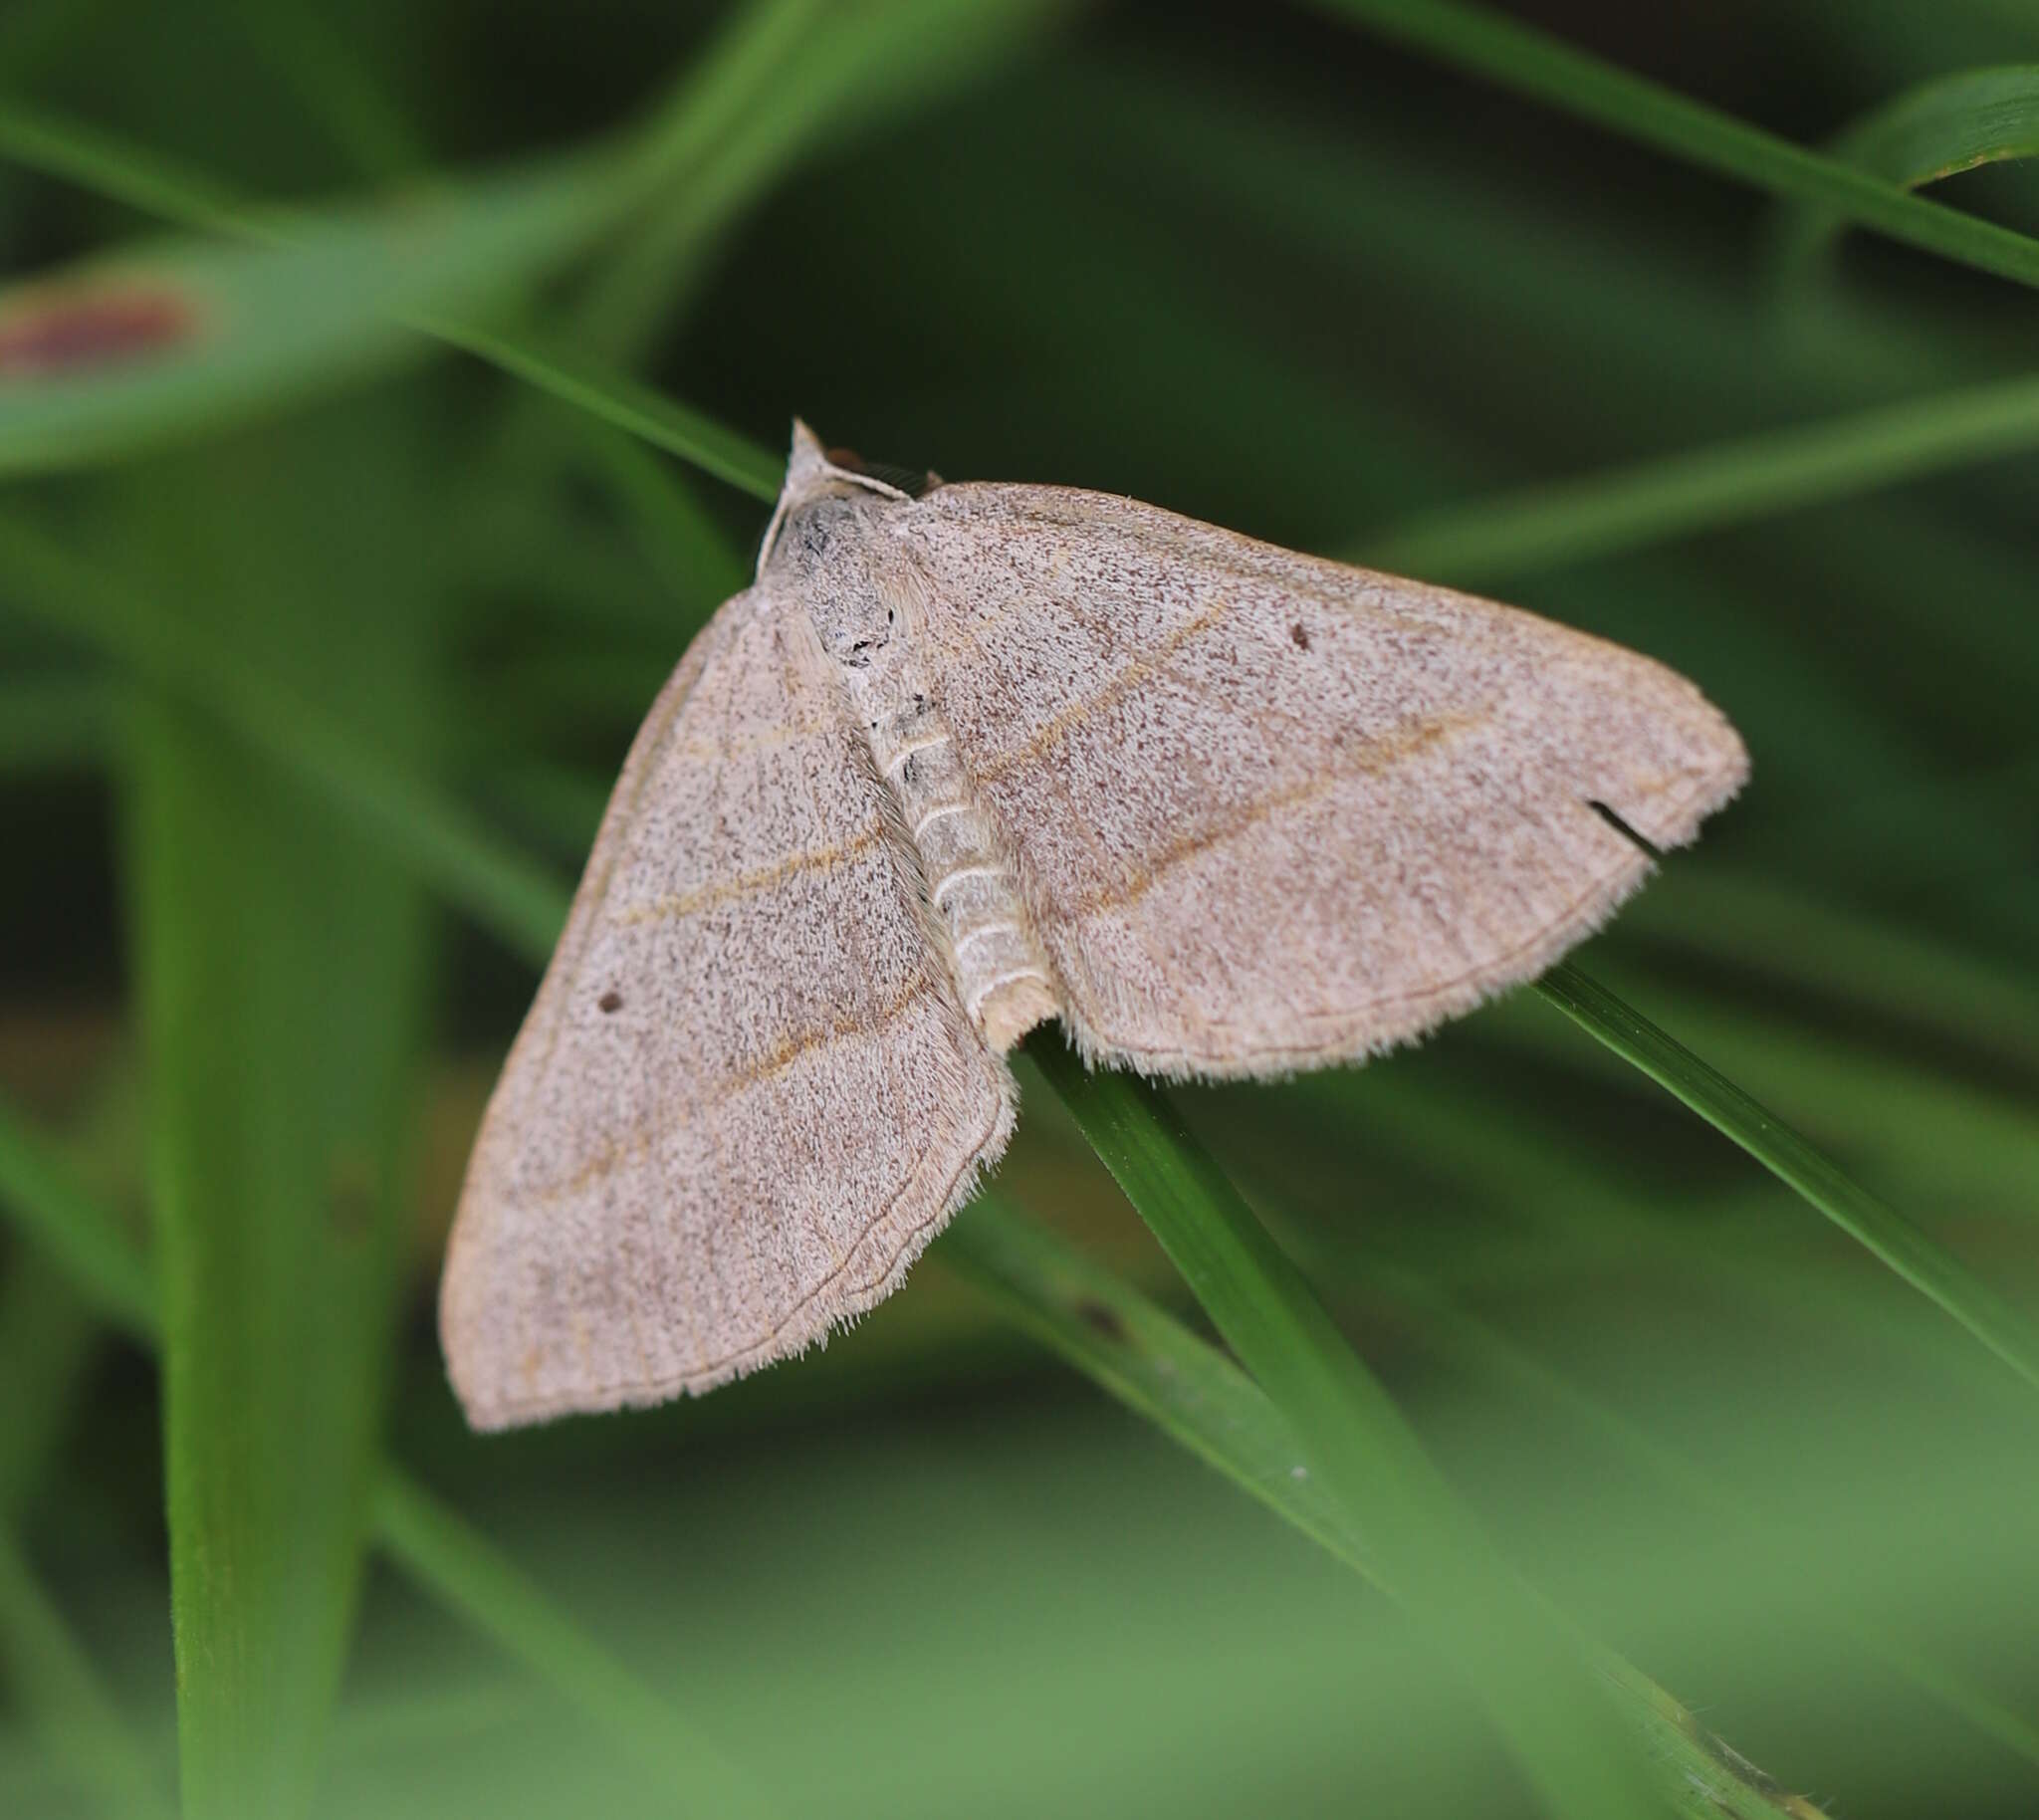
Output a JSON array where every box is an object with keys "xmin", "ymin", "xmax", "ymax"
[
  {"xmin": 0, "ymin": 282, "xmax": 200, "ymax": 378},
  {"xmin": 1290, "ymin": 622, "xmax": 1310, "ymax": 650},
  {"xmin": 598, "ymin": 990, "xmax": 623, "ymax": 1015}
]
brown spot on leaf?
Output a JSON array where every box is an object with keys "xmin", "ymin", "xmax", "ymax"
[
  {"xmin": 1074, "ymin": 1297, "xmax": 1125, "ymax": 1342},
  {"xmin": 0, "ymin": 282, "xmax": 200, "ymax": 379},
  {"xmin": 328, "ymin": 1151, "xmax": 377, "ymax": 1245}
]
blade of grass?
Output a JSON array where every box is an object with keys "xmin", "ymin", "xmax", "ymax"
[
  {"xmin": 123, "ymin": 444, "xmax": 436, "ymax": 1820},
  {"xmin": 0, "ymin": 1257, "xmax": 105, "ymax": 1521},
  {"xmin": 1020, "ymin": 1039, "xmax": 1664, "ymax": 1820},
  {"xmin": 0, "ymin": 675, "xmax": 113, "ymax": 774},
  {"xmin": 1277, "ymin": 1053, "xmax": 2030, "ymax": 1408},
  {"xmin": 1618, "ymin": 867, "xmax": 2039, "ymax": 1083},
  {"xmin": 1359, "ymin": 1259, "xmax": 2039, "ymax": 1773},
  {"xmin": 1306, "ymin": 0, "xmax": 2039, "ymax": 294},
  {"xmin": 0, "ymin": 517, "xmax": 568, "ymax": 965},
  {"xmin": 0, "ymin": 1527, "xmax": 171, "ymax": 1820},
  {"xmin": 0, "ymin": 1087, "xmax": 772, "ymax": 1815},
  {"xmin": 1361, "ymin": 370, "xmax": 2039, "ymax": 586},
  {"xmin": 0, "ymin": 1063, "xmax": 1819, "ymax": 1820},
  {"xmin": 1777, "ymin": 64, "xmax": 2039, "ymax": 277},
  {"xmin": 0, "ymin": 0, "xmax": 821, "ymax": 475},
  {"xmin": 1533, "ymin": 962, "xmax": 2039, "ymax": 1390},
  {"xmin": 569, "ymin": 0, "xmax": 1070, "ymax": 362},
  {"xmin": 940, "ymin": 1196, "xmax": 1827, "ymax": 1820},
  {"xmin": 371, "ymin": 1473, "xmax": 774, "ymax": 1819},
  {"xmin": 425, "ymin": 319, "xmax": 780, "ymax": 501},
  {"xmin": 0, "ymin": 151, "xmax": 619, "ymax": 472},
  {"xmin": 0, "ymin": 1094, "xmax": 156, "ymax": 1343}
]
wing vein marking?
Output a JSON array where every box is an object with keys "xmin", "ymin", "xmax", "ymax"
[
  {"xmin": 928, "ymin": 588, "xmax": 1205, "ymax": 1047},
  {"xmin": 484, "ymin": 1082, "xmax": 1007, "ymax": 1418},
  {"xmin": 1077, "ymin": 771, "xmax": 1726, "ymax": 1066},
  {"xmin": 615, "ymin": 820, "xmax": 887, "ymax": 926},
  {"xmin": 1039, "ymin": 569, "xmax": 1336, "ymax": 771},
  {"xmin": 518, "ymin": 967, "xmax": 941, "ymax": 1206},
  {"xmin": 1070, "ymin": 713, "xmax": 1476, "ymax": 918},
  {"xmin": 971, "ymin": 595, "xmax": 1232, "ymax": 782}
]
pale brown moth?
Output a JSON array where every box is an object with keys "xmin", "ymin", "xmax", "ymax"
[{"xmin": 441, "ymin": 422, "xmax": 1747, "ymax": 1430}]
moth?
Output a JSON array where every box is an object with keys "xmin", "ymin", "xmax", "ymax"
[{"xmin": 442, "ymin": 422, "xmax": 1746, "ymax": 1429}]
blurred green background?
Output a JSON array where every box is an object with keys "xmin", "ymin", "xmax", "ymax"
[{"xmin": 2, "ymin": 2, "xmax": 2036, "ymax": 1816}]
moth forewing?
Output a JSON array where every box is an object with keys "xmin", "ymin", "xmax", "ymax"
[
  {"xmin": 897, "ymin": 483, "xmax": 1746, "ymax": 1078},
  {"xmin": 440, "ymin": 575, "xmax": 1016, "ymax": 1432}
]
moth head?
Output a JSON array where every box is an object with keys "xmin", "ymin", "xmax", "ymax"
[{"xmin": 756, "ymin": 420, "xmax": 926, "ymax": 581}]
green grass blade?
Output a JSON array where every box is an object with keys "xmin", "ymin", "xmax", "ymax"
[
  {"xmin": 0, "ymin": 518, "xmax": 569, "ymax": 965},
  {"xmin": 1022, "ymin": 1040, "xmax": 1663, "ymax": 1820},
  {"xmin": 1533, "ymin": 963, "xmax": 2039, "ymax": 1390},
  {"xmin": 942, "ymin": 1194, "xmax": 1363, "ymax": 1565},
  {"xmin": 1363, "ymin": 371, "xmax": 2039, "ymax": 585},
  {"xmin": 0, "ymin": 104, "xmax": 779, "ymax": 506},
  {"xmin": 0, "ymin": 153, "xmax": 616, "ymax": 472},
  {"xmin": 0, "ymin": 1088, "xmax": 767, "ymax": 1814},
  {"xmin": 0, "ymin": 99, "xmax": 249, "ymax": 235},
  {"xmin": 577, "ymin": 423, "xmax": 753, "ymax": 612},
  {"xmin": 124, "ymin": 451, "xmax": 436, "ymax": 1819},
  {"xmin": 0, "ymin": 0, "xmax": 820, "ymax": 479},
  {"xmin": 572, "ymin": 0, "xmax": 1070, "ymax": 361},
  {"xmin": 942, "ymin": 1196, "xmax": 1825, "ymax": 1820},
  {"xmin": 0, "ymin": 675, "xmax": 113, "ymax": 774},
  {"xmin": 371, "ymin": 1474, "xmax": 776, "ymax": 1818},
  {"xmin": 427, "ymin": 319, "xmax": 781, "ymax": 501},
  {"xmin": 1833, "ymin": 64, "xmax": 2039, "ymax": 185},
  {"xmin": 0, "ymin": 1256, "xmax": 105, "ymax": 1521},
  {"xmin": 0, "ymin": 1527, "xmax": 171, "ymax": 1820},
  {"xmin": 1307, "ymin": 0, "xmax": 2039, "ymax": 293},
  {"xmin": 0, "ymin": 1093, "xmax": 156, "ymax": 1343},
  {"xmin": 1367, "ymin": 1262, "xmax": 2039, "ymax": 1772}
]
